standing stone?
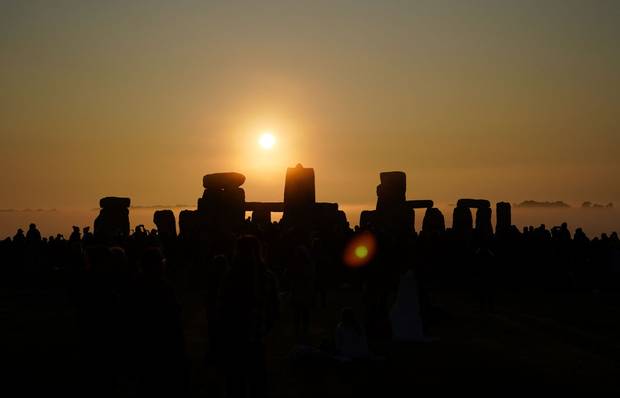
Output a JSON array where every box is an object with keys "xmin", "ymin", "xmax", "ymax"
[
  {"xmin": 284, "ymin": 164, "xmax": 315, "ymax": 208},
  {"xmin": 475, "ymin": 207, "xmax": 493, "ymax": 239},
  {"xmin": 422, "ymin": 207, "xmax": 445, "ymax": 235},
  {"xmin": 377, "ymin": 171, "xmax": 407, "ymax": 209},
  {"xmin": 496, "ymin": 202, "xmax": 511, "ymax": 231},
  {"xmin": 252, "ymin": 209, "xmax": 271, "ymax": 226},
  {"xmin": 197, "ymin": 172, "xmax": 247, "ymax": 237},
  {"xmin": 313, "ymin": 202, "xmax": 346, "ymax": 233},
  {"xmin": 370, "ymin": 171, "xmax": 414, "ymax": 233},
  {"xmin": 94, "ymin": 197, "xmax": 130, "ymax": 242},
  {"xmin": 153, "ymin": 210, "xmax": 177, "ymax": 238},
  {"xmin": 282, "ymin": 164, "xmax": 315, "ymax": 228},
  {"xmin": 360, "ymin": 210, "xmax": 376, "ymax": 228},
  {"xmin": 380, "ymin": 171, "xmax": 407, "ymax": 192},
  {"xmin": 452, "ymin": 206, "xmax": 473, "ymax": 233},
  {"xmin": 179, "ymin": 210, "xmax": 199, "ymax": 240}
]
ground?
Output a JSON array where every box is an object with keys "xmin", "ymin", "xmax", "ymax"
[{"xmin": 3, "ymin": 274, "xmax": 620, "ymax": 396}]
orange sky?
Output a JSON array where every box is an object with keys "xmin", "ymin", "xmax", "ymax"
[{"xmin": 1, "ymin": 1, "xmax": 619, "ymax": 223}]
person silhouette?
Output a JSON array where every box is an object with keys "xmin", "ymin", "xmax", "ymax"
[
  {"xmin": 217, "ymin": 235, "xmax": 278, "ymax": 398},
  {"xmin": 204, "ymin": 254, "xmax": 228, "ymax": 364},
  {"xmin": 389, "ymin": 267, "xmax": 426, "ymax": 342},
  {"xmin": 69, "ymin": 226, "xmax": 81, "ymax": 242},
  {"xmin": 288, "ymin": 245, "xmax": 315, "ymax": 342},
  {"xmin": 13, "ymin": 228, "xmax": 25, "ymax": 244},
  {"xmin": 133, "ymin": 247, "xmax": 187, "ymax": 396},
  {"xmin": 335, "ymin": 307, "xmax": 369, "ymax": 360},
  {"xmin": 26, "ymin": 223, "xmax": 41, "ymax": 243},
  {"xmin": 82, "ymin": 226, "xmax": 94, "ymax": 244}
]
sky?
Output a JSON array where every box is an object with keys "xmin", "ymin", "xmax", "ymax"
[{"xmin": 1, "ymin": 1, "xmax": 619, "ymax": 231}]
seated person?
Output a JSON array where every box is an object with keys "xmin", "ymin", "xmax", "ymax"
[{"xmin": 335, "ymin": 307, "xmax": 369, "ymax": 359}]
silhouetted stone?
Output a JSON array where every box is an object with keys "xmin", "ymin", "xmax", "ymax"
[
  {"xmin": 245, "ymin": 202, "xmax": 285, "ymax": 212},
  {"xmin": 374, "ymin": 204, "xmax": 414, "ymax": 234},
  {"xmin": 94, "ymin": 197, "xmax": 130, "ymax": 241},
  {"xmin": 496, "ymin": 202, "xmax": 511, "ymax": 231},
  {"xmin": 452, "ymin": 206, "xmax": 473, "ymax": 233},
  {"xmin": 153, "ymin": 210, "xmax": 177, "ymax": 238},
  {"xmin": 246, "ymin": 202, "xmax": 284, "ymax": 227},
  {"xmin": 366, "ymin": 171, "xmax": 416, "ymax": 233},
  {"xmin": 456, "ymin": 198, "xmax": 491, "ymax": 208},
  {"xmin": 379, "ymin": 171, "xmax": 406, "ymax": 193},
  {"xmin": 314, "ymin": 202, "xmax": 338, "ymax": 213},
  {"xmin": 198, "ymin": 187, "xmax": 245, "ymax": 233},
  {"xmin": 99, "ymin": 197, "xmax": 131, "ymax": 209},
  {"xmin": 405, "ymin": 200, "xmax": 434, "ymax": 209},
  {"xmin": 376, "ymin": 184, "xmax": 406, "ymax": 210},
  {"xmin": 475, "ymin": 207, "xmax": 493, "ymax": 238},
  {"xmin": 178, "ymin": 210, "xmax": 199, "ymax": 239},
  {"xmin": 202, "ymin": 172, "xmax": 246, "ymax": 189},
  {"xmin": 376, "ymin": 171, "xmax": 408, "ymax": 212},
  {"xmin": 313, "ymin": 203, "xmax": 346, "ymax": 232},
  {"xmin": 282, "ymin": 164, "xmax": 315, "ymax": 228},
  {"xmin": 422, "ymin": 207, "xmax": 445, "ymax": 235},
  {"xmin": 251, "ymin": 209, "xmax": 271, "ymax": 226},
  {"xmin": 284, "ymin": 164, "xmax": 315, "ymax": 208},
  {"xmin": 360, "ymin": 210, "xmax": 376, "ymax": 228}
]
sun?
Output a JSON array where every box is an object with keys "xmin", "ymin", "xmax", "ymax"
[{"xmin": 258, "ymin": 132, "xmax": 276, "ymax": 150}]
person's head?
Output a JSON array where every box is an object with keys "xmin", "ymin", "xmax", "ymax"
[
  {"xmin": 29, "ymin": 223, "xmax": 36, "ymax": 230},
  {"xmin": 72, "ymin": 226, "xmax": 79, "ymax": 232},
  {"xmin": 141, "ymin": 247, "xmax": 165, "ymax": 279},
  {"xmin": 83, "ymin": 226, "xmax": 90, "ymax": 233},
  {"xmin": 17, "ymin": 228, "xmax": 23, "ymax": 234}
]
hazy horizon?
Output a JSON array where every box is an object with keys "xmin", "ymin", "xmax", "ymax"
[{"xmin": 2, "ymin": 201, "xmax": 618, "ymax": 240}]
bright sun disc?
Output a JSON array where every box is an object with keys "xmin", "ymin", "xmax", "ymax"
[{"xmin": 259, "ymin": 132, "xmax": 276, "ymax": 149}]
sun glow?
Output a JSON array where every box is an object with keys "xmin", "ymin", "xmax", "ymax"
[{"xmin": 259, "ymin": 132, "xmax": 276, "ymax": 150}]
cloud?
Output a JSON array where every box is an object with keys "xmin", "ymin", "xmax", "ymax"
[{"xmin": 514, "ymin": 201, "xmax": 570, "ymax": 208}]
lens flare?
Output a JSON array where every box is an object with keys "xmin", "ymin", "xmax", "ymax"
[
  {"xmin": 355, "ymin": 245, "xmax": 368, "ymax": 259},
  {"xmin": 343, "ymin": 231, "xmax": 377, "ymax": 267}
]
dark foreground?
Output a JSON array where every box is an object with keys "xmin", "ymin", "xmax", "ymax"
[{"xmin": 4, "ymin": 277, "xmax": 620, "ymax": 396}]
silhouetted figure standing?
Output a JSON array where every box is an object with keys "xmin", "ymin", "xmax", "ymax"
[
  {"xmin": 26, "ymin": 223, "xmax": 41, "ymax": 243},
  {"xmin": 69, "ymin": 226, "xmax": 81, "ymax": 242},
  {"xmin": 335, "ymin": 308, "xmax": 369, "ymax": 359},
  {"xmin": 204, "ymin": 254, "xmax": 228, "ymax": 362},
  {"xmin": 82, "ymin": 226, "xmax": 94, "ymax": 244},
  {"xmin": 288, "ymin": 245, "xmax": 316, "ymax": 343},
  {"xmin": 390, "ymin": 268, "xmax": 426, "ymax": 342},
  {"xmin": 217, "ymin": 236, "xmax": 279, "ymax": 398},
  {"xmin": 134, "ymin": 247, "xmax": 187, "ymax": 397},
  {"xmin": 76, "ymin": 246, "xmax": 122, "ymax": 396}
]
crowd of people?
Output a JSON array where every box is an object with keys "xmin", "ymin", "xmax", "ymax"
[{"xmin": 2, "ymin": 217, "xmax": 620, "ymax": 396}]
